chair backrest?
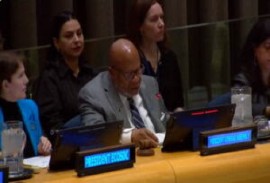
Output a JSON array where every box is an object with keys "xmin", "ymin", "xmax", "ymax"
[{"xmin": 187, "ymin": 86, "xmax": 208, "ymax": 109}]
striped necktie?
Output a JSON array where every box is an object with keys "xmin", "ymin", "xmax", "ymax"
[{"xmin": 127, "ymin": 98, "xmax": 145, "ymax": 128}]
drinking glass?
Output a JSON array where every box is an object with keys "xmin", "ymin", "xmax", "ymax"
[
  {"xmin": 1, "ymin": 121, "xmax": 26, "ymax": 177},
  {"xmin": 254, "ymin": 115, "xmax": 270, "ymax": 138},
  {"xmin": 231, "ymin": 86, "xmax": 253, "ymax": 127}
]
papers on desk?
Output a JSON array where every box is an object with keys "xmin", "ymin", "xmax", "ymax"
[{"xmin": 23, "ymin": 156, "xmax": 50, "ymax": 168}]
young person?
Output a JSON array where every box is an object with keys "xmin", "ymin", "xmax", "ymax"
[{"xmin": 0, "ymin": 51, "xmax": 51, "ymax": 157}]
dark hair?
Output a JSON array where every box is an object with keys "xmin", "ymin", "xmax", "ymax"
[
  {"xmin": 47, "ymin": 10, "xmax": 78, "ymax": 61},
  {"xmin": 126, "ymin": 0, "xmax": 168, "ymax": 51},
  {"xmin": 0, "ymin": 51, "xmax": 23, "ymax": 91},
  {"xmin": 240, "ymin": 19, "xmax": 270, "ymax": 91},
  {"xmin": 51, "ymin": 10, "xmax": 75, "ymax": 39}
]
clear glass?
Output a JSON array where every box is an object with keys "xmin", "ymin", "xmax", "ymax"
[
  {"xmin": 231, "ymin": 86, "xmax": 253, "ymax": 127},
  {"xmin": 254, "ymin": 115, "xmax": 270, "ymax": 138},
  {"xmin": 1, "ymin": 121, "xmax": 26, "ymax": 177}
]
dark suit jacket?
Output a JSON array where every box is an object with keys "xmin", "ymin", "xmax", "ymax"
[{"xmin": 79, "ymin": 71, "xmax": 168, "ymax": 133}]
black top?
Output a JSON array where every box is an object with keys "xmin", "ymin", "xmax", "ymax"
[
  {"xmin": 139, "ymin": 49, "xmax": 184, "ymax": 111},
  {"xmin": 0, "ymin": 98, "xmax": 34, "ymax": 158},
  {"xmin": 33, "ymin": 57, "xmax": 96, "ymax": 140}
]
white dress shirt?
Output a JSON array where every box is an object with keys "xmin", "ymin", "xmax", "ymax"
[{"xmin": 119, "ymin": 93, "xmax": 164, "ymax": 144}]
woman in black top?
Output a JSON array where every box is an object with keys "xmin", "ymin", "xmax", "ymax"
[
  {"xmin": 33, "ymin": 11, "xmax": 95, "ymax": 142},
  {"xmin": 127, "ymin": 0, "xmax": 184, "ymax": 112},
  {"xmin": 233, "ymin": 19, "xmax": 270, "ymax": 117}
]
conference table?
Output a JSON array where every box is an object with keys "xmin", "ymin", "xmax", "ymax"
[{"xmin": 20, "ymin": 141, "xmax": 270, "ymax": 183}]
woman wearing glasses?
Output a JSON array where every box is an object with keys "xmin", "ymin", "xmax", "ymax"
[{"xmin": 127, "ymin": 0, "xmax": 184, "ymax": 112}]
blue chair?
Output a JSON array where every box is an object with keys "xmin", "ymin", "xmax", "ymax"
[
  {"xmin": 62, "ymin": 115, "xmax": 83, "ymax": 129},
  {"xmin": 207, "ymin": 92, "xmax": 231, "ymax": 107}
]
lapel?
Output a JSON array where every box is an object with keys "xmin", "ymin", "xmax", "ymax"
[
  {"xmin": 140, "ymin": 78, "xmax": 166, "ymax": 132},
  {"xmin": 140, "ymin": 79, "xmax": 156, "ymax": 120},
  {"xmin": 140, "ymin": 79, "xmax": 157, "ymax": 113},
  {"xmin": 102, "ymin": 72, "xmax": 130, "ymax": 126}
]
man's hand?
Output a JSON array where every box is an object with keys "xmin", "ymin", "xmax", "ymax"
[
  {"xmin": 131, "ymin": 128, "xmax": 158, "ymax": 149},
  {"xmin": 38, "ymin": 136, "xmax": 52, "ymax": 156}
]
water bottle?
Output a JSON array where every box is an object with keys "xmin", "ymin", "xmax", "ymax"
[{"xmin": 231, "ymin": 86, "xmax": 253, "ymax": 127}]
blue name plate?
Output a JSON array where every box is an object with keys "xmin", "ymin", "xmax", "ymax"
[
  {"xmin": 200, "ymin": 125, "xmax": 257, "ymax": 156},
  {"xmin": 75, "ymin": 144, "xmax": 135, "ymax": 177}
]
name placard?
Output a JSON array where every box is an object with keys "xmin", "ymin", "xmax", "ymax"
[
  {"xmin": 75, "ymin": 144, "xmax": 135, "ymax": 177},
  {"xmin": 200, "ymin": 125, "xmax": 257, "ymax": 156}
]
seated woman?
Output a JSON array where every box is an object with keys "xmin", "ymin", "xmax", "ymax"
[
  {"xmin": 233, "ymin": 19, "xmax": 270, "ymax": 117},
  {"xmin": 0, "ymin": 51, "xmax": 51, "ymax": 157},
  {"xmin": 33, "ymin": 11, "xmax": 95, "ymax": 142},
  {"xmin": 210, "ymin": 19, "xmax": 270, "ymax": 117},
  {"xmin": 127, "ymin": 0, "xmax": 184, "ymax": 112}
]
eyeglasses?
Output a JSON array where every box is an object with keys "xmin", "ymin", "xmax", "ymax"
[{"xmin": 112, "ymin": 65, "xmax": 145, "ymax": 81}]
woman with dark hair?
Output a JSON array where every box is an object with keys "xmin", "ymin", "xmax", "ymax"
[
  {"xmin": 127, "ymin": 0, "xmax": 184, "ymax": 112},
  {"xmin": 33, "ymin": 11, "xmax": 95, "ymax": 142},
  {"xmin": 233, "ymin": 19, "xmax": 270, "ymax": 117},
  {"xmin": 0, "ymin": 51, "xmax": 51, "ymax": 157}
]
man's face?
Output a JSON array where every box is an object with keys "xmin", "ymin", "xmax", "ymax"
[{"xmin": 110, "ymin": 52, "xmax": 143, "ymax": 97}]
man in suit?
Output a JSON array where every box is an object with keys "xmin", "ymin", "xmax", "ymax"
[{"xmin": 79, "ymin": 38, "xmax": 169, "ymax": 148}]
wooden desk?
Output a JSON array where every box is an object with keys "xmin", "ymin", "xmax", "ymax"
[
  {"xmin": 169, "ymin": 142, "xmax": 270, "ymax": 183},
  {"xmin": 21, "ymin": 142, "xmax": 270, "ymax": 183}
]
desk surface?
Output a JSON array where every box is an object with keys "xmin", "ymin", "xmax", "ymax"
[{"xmin": 21, "ymin": 142, "xmax": 270, "ymax": 183}]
